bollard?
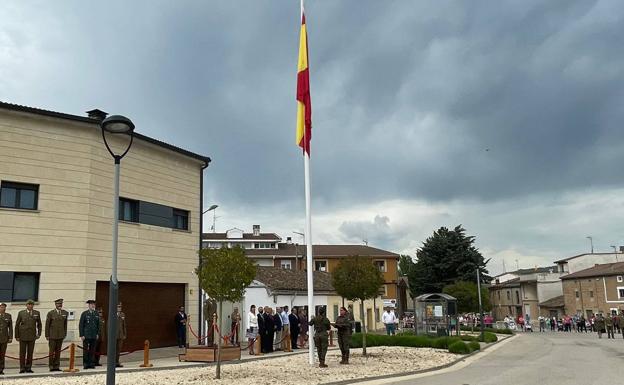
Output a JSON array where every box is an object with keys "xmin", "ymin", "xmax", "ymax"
[
  {"xmin": 254, "ymin": 335, "xmax": 263, "ymax": 356},
  {"xmin": 329, "ymin": 330, "xmax": 335, "ymax": 347},
  {"xmin": 139, "ymin": 340, "xmax": 154, "ymax": 368},
  {"xmin": 63, "ymin": 343, "xmax": 80, "ymax": 373},
  {"xmin": 285, "ymin": 332, "xmax": 292, "ymax": 352}
]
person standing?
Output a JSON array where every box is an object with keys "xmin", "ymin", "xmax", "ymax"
[
  {"xmin": 174, "ymin": 306, "xmax": 187, "ymax": 348},
  {"xmin": 257, "ymin": 306, "xmax": 266, "ymax": 353},
  {"xmin": 44, "ymin": 299, "xmax": 68, "ymax": 372},
  {"xmin": 280, "ymin": 306, "xmax": 290, "ymax": 351},
  {"xmin": 246, "ymin": 305, "xmax": 258, "ymax": 355},
  {"xmin": 594, "ymin": 313, "xmax": 605, "ymax": 339},
  {"xmin": 382, "ymin": 308, "xmax": 396, "ymax": 335},
  {"xmin": 298, "ymin": 308, "xmax": 309, "ymax": 348},
  {"xmin": 230, "ymin": 307, "xmax": 241, "ymax": 346},
  {"xmin": 334, "ymin": 307, "xmax": 352, "ymax": 364},
  {"xmin": 309, "ymin": 307, "xmax": 331, "ymax": 368},
  {"xmin": 264, "ymin": 307, "xmax": 275, "ymax": 353},
  {"xmin": 273, "ymin": 307, "xmax": 282, "ymax": 351},
  {"xmin": 15, "ymin": 299, "xmax": 42, "ymax": 373},
  {"xmin": 0, "ymin": 302, "xmax": 13, "ymax": 375},
  {"xmin": 605, "ymin": 313, "xmax": 614, "ymax": 339},
  {"xmin": 538, "ymin": 316, "xmax": 545, "ymax": 332},
  {"xmin": 94, "ymin": 308, "xmax": 105, "ymax": 366},
  {"xmin": 115, "ymin": 303, "xmax": 127, "ymax": 367},
  {"xmin": 289, "ymin": 307, "xmax": 300, "ymax": 349},
  {"xmin": 79, "ymin": 300, "xmax": 100, "ymax": 369}
]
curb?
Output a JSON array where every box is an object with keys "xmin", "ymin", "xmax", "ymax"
[{"xmin": 324, "ymin": 333, "xmax": 517, "ymax": 385}]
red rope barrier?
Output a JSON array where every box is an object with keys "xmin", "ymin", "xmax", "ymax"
[{"xmin": 3, "ymin": 345, "xmax": 70, "ymax": 361}]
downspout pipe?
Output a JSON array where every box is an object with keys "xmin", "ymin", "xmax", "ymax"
[{"xmin": 199, "ymin": 158, "xmax": 211, "ymax": 344}]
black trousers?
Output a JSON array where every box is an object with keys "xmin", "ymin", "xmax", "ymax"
[
  {"xmin": 176, "ymin": 327, "xmax": 186, "ymax": 347},
  {"xmin": 291, "ymin": 329, "xmax": 299, "ymax": 348},
  {"xmin": 82, "ymin": 338, "xmax": 97, "ymax": 368},
  {"xmin": 0, "ymin": 342, "xmax": 7, "ymax": 372}
]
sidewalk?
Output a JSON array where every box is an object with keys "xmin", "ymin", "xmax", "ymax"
[{"xmin": 0, "ymin": 344, "xmax": 316, "ymax": 380}]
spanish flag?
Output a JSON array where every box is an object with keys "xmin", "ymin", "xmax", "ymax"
[{"xmin": 296, "ymin": 8, "xmax": 312, "ymax": 156}]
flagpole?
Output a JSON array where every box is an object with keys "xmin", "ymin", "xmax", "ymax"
[{"xmin": 300, "ymin": 0, "xmax": 315, "ymax": 367}]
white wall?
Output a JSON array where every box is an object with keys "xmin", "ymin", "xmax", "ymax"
[
  {"xmin": 537, "ymin": 280, "xmax": 563, "ymax": 302},
  {"xmin": 568, "ymin": 254, "xmax": 620, "ymax": 274}
]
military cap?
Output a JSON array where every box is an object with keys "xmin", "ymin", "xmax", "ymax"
[
  {"xmin": 0, "ymin": 302, "xmax": 6, "ymax": 307},
  {"xmin": 117, "ymin": 302, "xmax": 123, "ymax": 306},
  {"xmin": 54, "ymin": 298, "xmax": 64, "ymax": 304},
  {"xmin": 26, "ymin": 299, "xmax": 35, "ymax": 305},
  {"xmin": 86, "ymin": 299, "xmax": 96, "ymax": 304}
]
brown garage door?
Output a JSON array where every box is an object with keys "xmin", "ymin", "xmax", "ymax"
[{"xmin": 96, "ymin": 281, "xmax": 185, "ymax": 352}]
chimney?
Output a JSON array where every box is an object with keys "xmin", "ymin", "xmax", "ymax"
[
  {"xmin": 252, "ymin": 225, "xmax": 260, "ymax": 236},
  {"xmin": 86, "ymin": 109, "xmax": 108, "ymax": 121},
  {"xmin": 286, "ymin": 236, "xmax": 292, "ymax": 244}
]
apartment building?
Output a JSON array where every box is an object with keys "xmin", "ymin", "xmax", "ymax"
[{"xmin": 561, "ymin": 262, "xmax": 624, "ymax": 317}]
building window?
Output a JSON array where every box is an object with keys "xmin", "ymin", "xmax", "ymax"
[
  {"xmin": 12, "ymin": 273, "xmax": 39, "ymax": 301},
  {"xmin": 575, "ymin": 290, "xmax": 579, "ymax": 299},
  {"xmin": 589, "ymin": 291, "xmax": 594, "ymax": 298},
  {"xmin": 618, "ymin": 276, "xmax": 623, "ymax": 283},
  {"xmin": 0, "ymin": 182, "xmax": 39, "ymax": 210},
  {"xmin": 280, "ymin": 260, "xmax": 292, "ymax": 270},
  {"xmin": 498, "ymin": 291, "xmax": 501, "ymax": 300},
  {"xmin": 618, "ymin": 287, "xmax": 624, "ymax": 298},
  {"xmin": 515, "ymin": 291, "xmax": 520, "ymax": 304},
  {"xmin": 374, "ymin": 260, "xmax": 386, "ymax": 272},
  {"xmin": 173, "ymin": 209, "xmax": 189, "ymax": 230},
  {"xmin": 119, "ymin": 198, "xmax": 138, "ymax": 222},
  {"xmin": 314, "ymin": 260, "xmax": 327, "ymax": 272},
  {"xmin": 506, "ymin": 291, "xmax": 510, "ymax": 300},
  {"xmin": 254, "ymin": 242, "xmax": 274, "ymax": 249}
]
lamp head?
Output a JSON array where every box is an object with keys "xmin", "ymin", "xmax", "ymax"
[{"xmin": 101, "ymin": 115, "xmax": 135, "ymax": 134}]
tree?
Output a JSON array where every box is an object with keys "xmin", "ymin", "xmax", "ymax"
[
  {"xmin": 442, "ymin": 281, "xmax": 491, "ymax": 314},
  {"xmin": 398, "ymin": 254, "xmax": 415, "ymax": 276},
  {"xmin": 406, "ymin": 225, "xmax": 490, "ymax": 298},
  {"xmin": 195, "ymin": 246, "xmax": 256, "ymax": 379},
  {"xmin": 332, "ymin": 255, "xmax": 384, "ymax": 355}
]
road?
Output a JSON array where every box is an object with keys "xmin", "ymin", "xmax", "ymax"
[{"xmin": 387, "ymin": 331, "xmax": 624, "ymax": 385}]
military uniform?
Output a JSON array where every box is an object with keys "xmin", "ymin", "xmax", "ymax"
[
  {"xmin": 45, "ymin": 299, "xmax": 68, "ymax": 371},
  {"xmin": 79, "ymin": 301, "xmax": 100, "ymax": 369},
  {"xmin": 309, "ymin": 311, "xmax": 331, "ymax": 368},
  {"xmin": 94, "ymin": 312, "xmax": 105, "ymax": 366},
  {"xmin": 605, "ymin": 315, "xmax": 614, "ymax": 339},
  {"xmin": 0, "ymin": 304, "xmax": 13, "ymax": 375},
  {"xmin": 15, "ymin": 301, "xmax": 42, "ymax": 373},
  {"xmin": 594, "ymin": 315, "xmax": 605, "ymax": 339},
  {"xmin": 115, "ymin": 308, "xmax": 127, "ymax": 367},
  {"xmin": 334, "ymin": 313, "xmax": 352, "ymax": 364}
]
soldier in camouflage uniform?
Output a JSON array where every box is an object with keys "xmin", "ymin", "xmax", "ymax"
[
  {"xmin": 333, "ymin": 306, "xmax": 352, "ymax": 364},
  {"xmin": 15, "ymin": 299, "xmax": 42, "ymax": 373},
  {"xmin": 309, "ymin": 307, "xmax": 331, "ymax": 368},
  {"xmin": 0, "ymin": 302, "xmax": 13, "ymax": 375},
  {"xmin": 79, "ymin": 300, "xmax": 100, "ymax": 369},
  {"xmin": 45, "ymin": 299, "xmax": 68, "ymax": 371}
]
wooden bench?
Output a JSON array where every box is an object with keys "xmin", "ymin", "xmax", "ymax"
[{"xmin": 179, "ymin": 345, "xmax": 242, "ymax": 362}]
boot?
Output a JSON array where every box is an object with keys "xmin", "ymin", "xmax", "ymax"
[
  {"xmin": 319, "ymin": 360, "xmax": 328, "ymax": 368},
  {"xmin": 340, "ymin": 356, "xmax": 346, "ymax": 364}
]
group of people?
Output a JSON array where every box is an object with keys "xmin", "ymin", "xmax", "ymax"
[
  {"xmin": 501, "ymin": 310, "xmax": 624, "ymax": 339},
  {"xmin": 244, "ymin": 305, "xmax": 353, "ymax": 367},
  {"xmin": 0, "ymin": 299, "xmax": 127, "ymax": 375}
]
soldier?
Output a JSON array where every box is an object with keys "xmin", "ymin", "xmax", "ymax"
[
  {"xmin": 605, "ymin": 313, "xmax": 614, "ymax": 339},
  {"xmin": 333, "ymin": 307, "xmax": 352, "ymax": 364},
  {"xmin": 94, "ymin": 308, "xmax": 106, "ymax": 366},
  {"xmin": 115, "ymin": 302, "xmax": 127, "ymax": 367},
  {"xmin": 79, "ymin": 300, "xmax": 100, "ymax": 369},
  {"xmin": 15, "ymin": 299, "xmax": 42, "ymax": 373},
  {"xmin": 594, "ymin": 313, "xmax": 605, "ymax": 339},
  {"xmin": 45, "ymin": 299, "xmax": 68, "ymax": 372},
  {"xmin": 309, "ymin": 307, "xmax": 331, "ymax": 368},
  {"xmin": 0, "ymin": 302, "xmax": 13, "ymax": 375}
]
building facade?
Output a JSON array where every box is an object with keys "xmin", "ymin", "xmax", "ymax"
[
  {"xmin": 0, "ymin": 102, "xmax": 210, "ymax": 355},
  {"xmin": 561, "ymin": 262, "xmax": 624, "ymax": 317}
]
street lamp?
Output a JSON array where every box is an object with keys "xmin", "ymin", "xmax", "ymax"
[
  {"xmin": 202, "ymin": 204, "xmax": 218, "ymax": 233},
  {"xmin": 476, "ymin": 266, "xmax": 485, "ymax": 340},
  {"xmin": 611, "ymin": 245, "xmax": 619, "ymax": 262},
  {"xmin": 101, "ymin": 114, "xmax": 135, "ymax": 385},
  {"xmin": 586, "ymin": 236, "xmax": 594, "ymax": 254}
]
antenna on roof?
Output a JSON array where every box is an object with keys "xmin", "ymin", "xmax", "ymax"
[{"xmin": 363, "ymin": 239, "xmax": 368, "ymax": 246}]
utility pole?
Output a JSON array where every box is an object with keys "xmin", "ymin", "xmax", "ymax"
[
  {"xmin": 587, "ymin": 236, "xmax": 594, "ymax": 254},
  {"xmin": 477, "ymin": 267, "xmax": 485, "ymax": 339}
]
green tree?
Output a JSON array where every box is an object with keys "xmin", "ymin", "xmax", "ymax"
[
  {"xmin": 195, "ymin": 246, "xmax": 256, "ymax": 379},
  {"xmin": 442, "ymin": 281, "xmax": 491, "ymax": 314},
  {"xmin": 407, "ymin": 225, "xmax": 490, "ymax": 297},
  {"xmin": 398, "ymin": 254, "xmax": 415, "ymax": 276},
  {"xmin": 332, "ymin": 255, "xmax": 384, "ymax": 355}
]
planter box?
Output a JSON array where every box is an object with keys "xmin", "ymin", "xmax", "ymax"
[{"xmin": 179, "ymin": 345, "xmax": 242, "ymax": 362}]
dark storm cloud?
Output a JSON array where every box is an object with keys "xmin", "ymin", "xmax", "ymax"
[{"xmin": 2, "ymin": 0, "xmax": 624, "ymax": 214}]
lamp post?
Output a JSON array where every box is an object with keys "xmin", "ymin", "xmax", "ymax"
[
  {"xmin": 203, "ymin": 204, "xmax": 218, "ymax": 233},
  {"xmin": 476, "ymin": 267, "xmax": 485, "ymax": 340},
  {"xmin": 587, "ymin": 236, "xmax": 594, "ymax": 254},
  {"xmin": 101, "ymin": 115, "xmax": 135, "ymax": 385},
  {"xmin": 611, "ymin": 245, "xmax": 619, "ymax": 262}
]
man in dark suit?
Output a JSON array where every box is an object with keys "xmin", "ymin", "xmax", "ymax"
[
  {"xmin": 257, "ymin": 306, "xmax": 266, "ymax": 353},
  {"xmin": 264, "ymin": 307, "xmax": 275, "ymax": 353},
  {"xmin": 289, "ymin": 307, "xmax": 300, "ymax": 349},
  {"xmin": 174, "ymin": 305, "xmax": 187, "ymax": 348}
]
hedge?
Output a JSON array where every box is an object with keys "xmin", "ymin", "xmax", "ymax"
[
  {"xmin": 478, "ymin": 331, "xmax": 498, "ymax": 343},
  {"xmin": 349, "ymin": 333, "xmax": 490, "ymax": 354},
  {"xmin": 468, "ymin": 340, "xmax": 481, "ymax": 351},
  {"xmin": 460, "ymin": 326, "xmax": 513, "ymax": 334},
  {"xmin": 448, "ymin": 340, "xmax": 471, "ymax": 354}
]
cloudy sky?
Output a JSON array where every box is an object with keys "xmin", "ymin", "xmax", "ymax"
[{"xmin": 2, "ymin": 0, "xmax": 624, "ymax": 275}]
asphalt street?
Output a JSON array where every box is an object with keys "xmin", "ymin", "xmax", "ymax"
[{"xmin": 388, "ymin": 331, "xmax": 624, "ymax": 385}]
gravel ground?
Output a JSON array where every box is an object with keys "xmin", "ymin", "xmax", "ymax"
[{"xmin": 0, "ymin": 347, "xmax": 457, "ymax": 385}]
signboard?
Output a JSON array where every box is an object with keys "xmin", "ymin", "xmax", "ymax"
[
  {"xmin": 434, "ymin": 305, "xmax": 443, "ymax": 317},
  {"xmin": 383, "ymin": 299, "xmax": 397, "ymax": 308}
]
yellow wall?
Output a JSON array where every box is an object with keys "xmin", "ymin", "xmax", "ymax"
[{"xmin": 0, "ymin": 110, "xmax": 203, "ymax": 354}]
